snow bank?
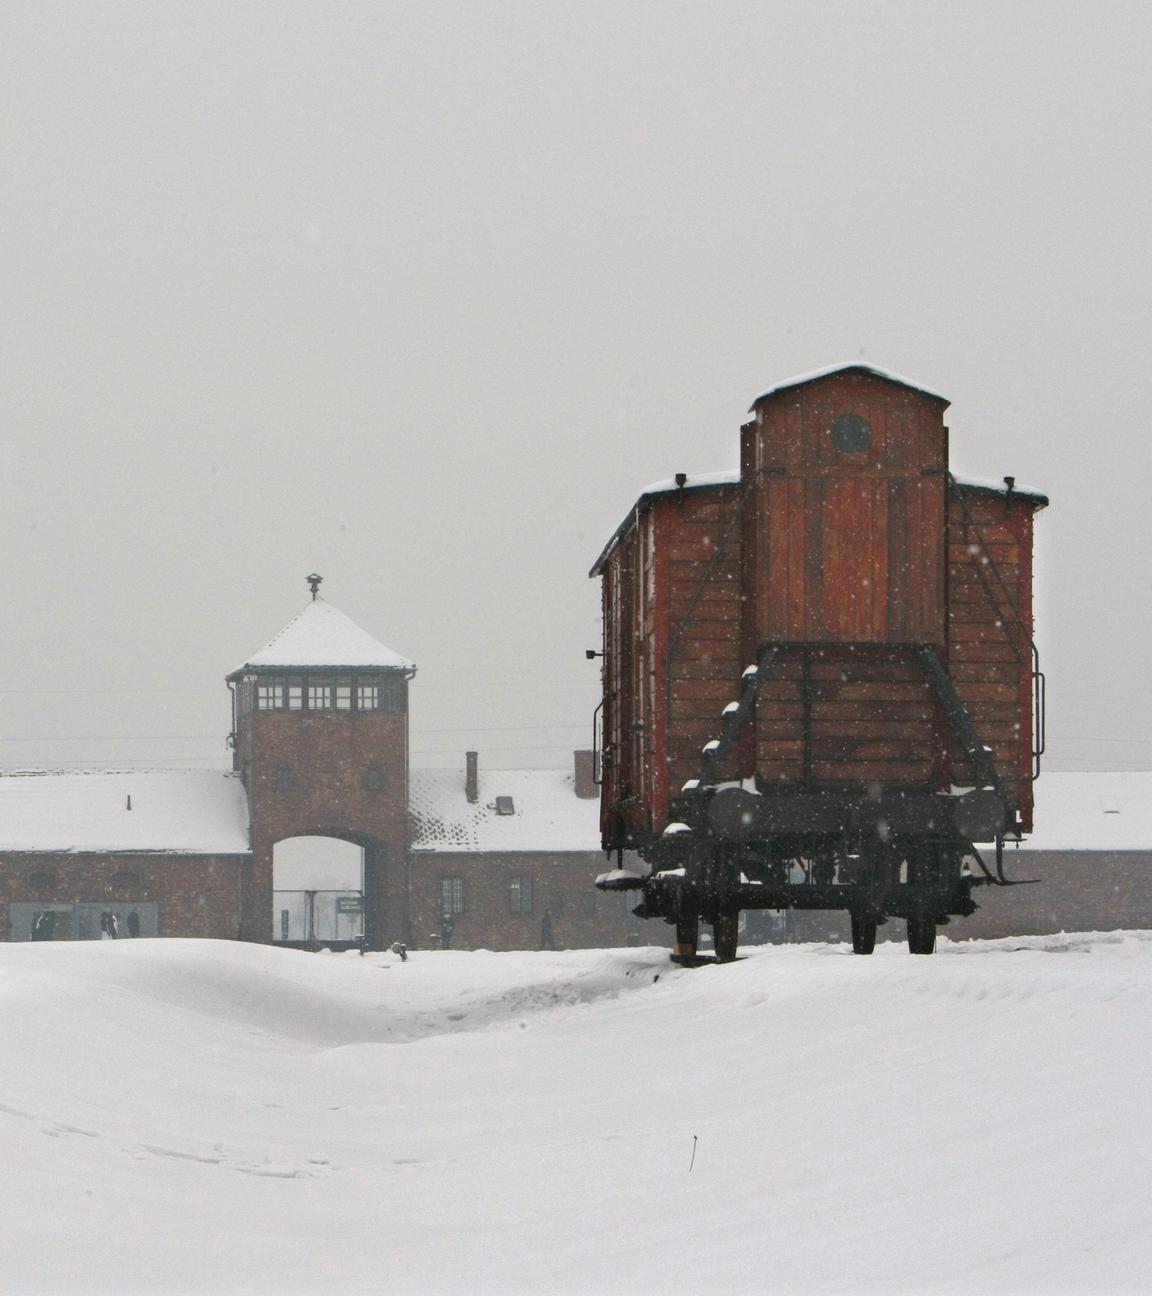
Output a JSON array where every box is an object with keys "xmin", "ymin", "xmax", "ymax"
[{"xmin": 1, "ymin": 934, "xmax": 1149, "ymax": 1294}]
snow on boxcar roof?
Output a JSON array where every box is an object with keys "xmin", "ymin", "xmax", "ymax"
[
  {"xmin": 951, "ymin": 471, "xmax": 1049, "ymax": 507},
  {"xmin": 749, "ymin": 361, "xmax": 949, "ymax": 407},
  {"xmin": 0, "ymin": 768, "xmax": 250, "ymax": 854},
  {"xmin": 409, "ymin": 767, "xmax": 600, "ymax": 853},
  {"xmin": 229, "ymin": 599, "xmax": 415, "ymax": 676},
  {"xmin": 589, "ymin": 470, "xmax": 741, "ymax": 576}
]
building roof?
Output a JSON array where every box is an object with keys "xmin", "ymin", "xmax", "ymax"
[
  {"xmin": 409, "ymin": 767, "xmax": 601, "ymax": 853},
  {"xmin": 230, "ymin": 599, "xmax": 415, "ymax": 676},
  {"xmin": 0, "ymin": 769, "xmax": 250, "ymax": 855},
  {"xmin": 1019, "ymin": 772, "xmax": 1152, "ymax": 852},
  {"xmin": 749, "ymin": 362, "xmax": 949, "ymax": 408}
]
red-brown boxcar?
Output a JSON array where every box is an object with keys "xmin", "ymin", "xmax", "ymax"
[{"xmin": 592, "ymin": 364, "xmax": 1047, "ymax": 958}]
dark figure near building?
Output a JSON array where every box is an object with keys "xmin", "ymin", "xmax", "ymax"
[
  {"xmin": 440, "ymin": 913, "xmax": 454, "ymax": 949},
  {"xmin": 31, "ymin": 911, "xmax": 56, "ymax": 941},
  {"xmin": 126, "ymin": 910, "xmax": 140, "ymax": 938},
  {"xmin": 540, "ymin": 909, "xmax": 555, "ymax": 951},
  {"xmin": 100, "ymin": 910, "xmax": 119, "ymax": 939}
]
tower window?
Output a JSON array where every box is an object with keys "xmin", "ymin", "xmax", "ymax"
[
  {"xmin": 362, "ymin": 765, "xmax": 385, "ymax": 793},
  {"xmin": 273, "ymin": 766, "xmax": 294, "ymax": 793},
  {"xmin": 252, "ymin": 673, "xmax": 405, "ymax": 712},
  {"xmin": 357, "ymin": 677, "xmax": 404, "ymax": 712},
  {"xmin": 257, "ymin": 680, "xmax": 285, "ymax": 710}
]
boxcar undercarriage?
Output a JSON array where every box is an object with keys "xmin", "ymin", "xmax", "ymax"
[{"xmin": 597, "ymin": 638, "xmax": 1038, "ymax": 960}]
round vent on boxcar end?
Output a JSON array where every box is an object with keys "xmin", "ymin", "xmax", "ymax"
[{"xmin": 830, "ymin": 413, "xmax": 872, "ymax": 454}]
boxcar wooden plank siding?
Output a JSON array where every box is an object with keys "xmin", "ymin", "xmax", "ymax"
[{"xmin": 946, "ymin": 487, "xmax": 1036, "ymax": 829}]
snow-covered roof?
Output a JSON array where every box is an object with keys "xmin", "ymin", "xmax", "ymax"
[
  {"xmin": 589, "ymin": 471, "xmax": 741, "ymax": 576},
  {"xmin": 230, "ymin": 600, "xmax": 415, "ymax": 676},
  {"xmin": 1020, "ymin": 773, "xmax": 1152, "ymax": 852},
  {"xmin": 749, "ymin": 362, "xmax": 949, "ymax": 408},
  {"xmin": 951, "ymin": 471, "xmax": 1048, "ymax": 507},
  {"xmin": 636, "ymin": 469, "xmax": 741, "ymax": 497},
  {"xmin": 410, "ymin": 767, "xmax": 601, "ymax": 853},
  {"xmin": 0, "ymin": 769, "xmax": 250, "ymax": 855}
]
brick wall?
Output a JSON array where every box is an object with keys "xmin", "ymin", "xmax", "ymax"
[
  {"xmin": 0, "ymin": 852, "xmax": 245, "ymax": 940},
  {"xmin": 409, "ymin": 851, "xmax": 670, "ymax": 952},
  {"xmin": 240, "ymin": 708, "xmax": 410, "ymax": 943}
]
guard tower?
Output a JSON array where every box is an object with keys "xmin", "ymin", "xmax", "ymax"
[{"xmin": 227, "ymin": 579, "xmax": 416, "ymax": 945}]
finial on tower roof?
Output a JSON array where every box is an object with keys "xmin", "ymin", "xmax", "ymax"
[{"xmin": 305, "ymin": 573, "xmax": 323, "ymax": 601}]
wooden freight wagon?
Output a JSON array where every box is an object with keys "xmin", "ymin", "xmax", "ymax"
[{"xmin": 591, "ymin": 364, "xmax": 1047, "ymax": 959}]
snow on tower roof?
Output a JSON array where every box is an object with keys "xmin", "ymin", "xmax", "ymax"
[
  {"xmin": 230, "ymin": 599, "xmax": 415, "ymax": 676},
  {"xmin": 749, "ymin": 362, "xmax": 949, "ymax": 408},
  {"xmin": 0, "ymin": 769, "xmax": 250, "ymax": 854}
]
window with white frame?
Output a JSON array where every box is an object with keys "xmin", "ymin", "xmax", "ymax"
[{"xmin": 257, "ymin": 680, "xmax": 284, "ymax": 710}]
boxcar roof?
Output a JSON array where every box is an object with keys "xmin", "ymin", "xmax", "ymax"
[
  {"xmin": 749, "ymin": 362, "xmax": 949, "ymax": 408},
  {"xmin": 952, "ymin": 473, "xmax": 1049, "ymax": 507},
  {"xmin": 589, "ymin": 471, "xmax": 740, "ymax": 576}
]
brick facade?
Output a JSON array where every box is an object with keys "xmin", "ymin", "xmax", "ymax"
[
  {"xmin": 0, "ymin": 851, "xmax": 244, "ymax": 940},
  {"xmin": 236, "ymin": 703, "xmax": 410, "ymax": 944},
  {"xmin": 409, "ymin": 850, "xmax": 654, "ymax": 951}
]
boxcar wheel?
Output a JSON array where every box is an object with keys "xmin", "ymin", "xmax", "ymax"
[
  {"xmin": 850, "ymin": 910, "xmax": 878, "ymax": 955},
  {"xmin": 907, "ymin": 916, "xmax": 936, "ymax": 955},
  {"xmin": 713, "ymin": 912, "xmax": 740, "ymax": 963},
  {"xmin": 674, "ymin": 911, "xmax": 699, "ymax": 960}
]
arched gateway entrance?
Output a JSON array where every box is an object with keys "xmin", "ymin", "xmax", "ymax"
[{"xmin": 273, "ymin": 835, "xmax": 367, "ymax": 946}]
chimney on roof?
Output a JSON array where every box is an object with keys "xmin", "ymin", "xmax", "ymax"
[
  {"xmin": 465, "ymin": 751, "xmax": 479, "ymax": 803},
  {"xmin": 574, "ymin": 750, "xmax": 598, "ymax": 799}
]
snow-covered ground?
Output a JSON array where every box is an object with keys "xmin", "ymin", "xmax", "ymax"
[{"xmin": 2, "ymin": 934, "xmax": 1150, "ymax": 1295}]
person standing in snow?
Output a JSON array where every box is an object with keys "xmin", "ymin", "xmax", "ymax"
[
  {"xmin": 100, "ymin": 911, "xmax": 119, "ymax": 939},
  {"xmin": 539, "ymin": 908, "xmax": 556, "ymax": 950},
  {"xmin": 440, "ymin": 913, "xmax": 454, "ymax": 949},
  {"xmin": 126, "ymin": 910, "xmax": 140, "ymax": 938}
]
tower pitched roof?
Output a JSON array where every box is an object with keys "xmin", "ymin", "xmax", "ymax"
[{"xmin": 230, "ymin": 600, "xmax": 415, "ymax": 676}]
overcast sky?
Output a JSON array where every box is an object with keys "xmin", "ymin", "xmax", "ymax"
[{"xmin": 2, "ymin": 0, "xmax": 1150, "ymax": 775}]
